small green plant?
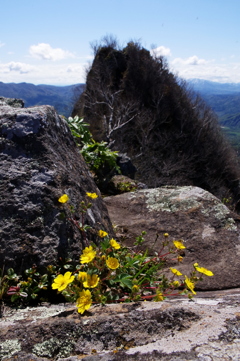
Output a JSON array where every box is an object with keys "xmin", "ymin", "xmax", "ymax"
[
  {"xmin": 117, "ymin": 181, "xmax": 137, "ymax": 193},
  {"xmin": 222, "ymin": 196, "xmax": 232, "ymax": 205},
  {"xmin": 10, "ymin": 266, "xmax": 49, "ymax": 303},
  {"xmin": 0, "ymin": 267, "xmax": 21, "ymax": 315},
  {"xmin": 0, "ymin": 268, "xmax": 20, "ymax": 300},
  {"xmin": 67, "ymin": 116, "xmax": 92, "ymax": 145},
  {"xmin": 51, "ymin": 194, "xmax": 214, "ymax": 314},
  {"xmin": 66, "ymin": 116, "xmax": 120, "ymax": 183}
]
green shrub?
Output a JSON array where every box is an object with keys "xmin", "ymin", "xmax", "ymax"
[{"xmin": 66, "ymin": 116, "xmax": 120, "ymax": 185}]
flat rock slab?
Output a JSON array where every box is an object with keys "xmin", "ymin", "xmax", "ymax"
[
  {"xmin": 104, "ymin": 186, "xmax": 240, "ymax": 290},
  {"xmin": 0, "ymin": 289, "xmax": 240, "ymax": 360}
]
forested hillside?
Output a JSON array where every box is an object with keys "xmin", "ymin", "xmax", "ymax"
[
  {"xmin": 189, "ymin": 80, "xmax": 240, "ymax": 153},
  {"xmin": 0, "ymin": 82, "xmax": 84, "ymax": 117},
  {"xmin": 73, "ymin": 39, "xmax": 240, "ymax": 210}
]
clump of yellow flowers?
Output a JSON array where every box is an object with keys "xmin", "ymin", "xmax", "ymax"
[{"xmin": 52, "ymin": 193, "xmax": 214, "ymax": 314}]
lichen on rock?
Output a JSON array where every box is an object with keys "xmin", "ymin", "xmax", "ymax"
[
  {"xmin": 0, "ymin": 339, "xmax": 21, "ymax": 360},
  {"xmin": 32, "ymin": 337, "xmax": 73, "ymax": 359}
]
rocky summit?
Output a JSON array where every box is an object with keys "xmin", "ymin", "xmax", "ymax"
[
  {"xmin": 1, "ymin": 97, "xmax": 240, "ymax": 360},
  {"xmin": 0, "ymin": 98, "xmax": 112, "ymax": 274}
]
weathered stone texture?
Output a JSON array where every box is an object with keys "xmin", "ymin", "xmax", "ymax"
[
  {"xmin": 0, "ymin": 289, "xmax": 240, "ymax": 360},
  {"xmin": 0, "ymin": 96, "xmax": 24, "ymax": 108},
  {"xmin": 104, "ymin": 186, "xmax": 240, "ymax": 290},
  {"xmin": 0, "ymin": 103, "xmax": 113, "ymax": 273}
]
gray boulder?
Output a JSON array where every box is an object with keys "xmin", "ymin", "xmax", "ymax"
[
  {"xmin": 0, "ymin": 96, "xmax": 24, "ymax": 108},
  {"xmin": 0, "ymin": 101, "xmax": 113, "ymax": 274},
  {"xmin": 104, "ymin": 186, "xmax": 240, "ymax": 290}
]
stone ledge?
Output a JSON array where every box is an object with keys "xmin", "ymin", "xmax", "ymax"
[{"xmin": 0, "ymin": 289, "xmax": 239, "ymax": 360}]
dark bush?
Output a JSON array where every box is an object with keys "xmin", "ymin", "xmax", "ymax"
[{"xmin": 72, "ymin": 38, "xmax": 240, "ymax": 210}]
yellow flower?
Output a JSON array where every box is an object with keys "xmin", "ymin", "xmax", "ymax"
[
  {"xmin": 86, "ymin": 192, "xmax": 98, "ymax": 199},
  {"xmin": 172, "ymin": 280, "xmax": 180, "ymax": 287},
  {"xmin": 52, "ymin": 271, "xmax": 74, "ymax": 292},
  {"xmin": 132, "ymin": 285, "xmax": 140, "ymax": 292},
  {"xmin": 164, "ymin": 233, "xmax": 169, "ymax": 237},
  {"xmin": 80, "ymin": 246, "xmax": 96, "ymax": 264},
  {"xmin": 20, "ymin": 281, "xmax": 28, "ymax": 287},
  {"xmin": 58, "ymin": 194, "xmax": 69, "ymax": 203},
  {"xmin": 106, "ymin": 257, "xmax": 120, "ymax": 270},
  {"xmin": 110, "ymin": 238, "xmax": 121, "ymax": 250},
  {"xmin": 98, "ymin": 230, "xmax": 108, "ymax": 238},
  {"xmin": 170, "ymin": 267, "xmax": 183, "ymax": 276},
  {"xmin": 76, "ymin": 289, "xmax": 92, "ymax": 314},
  {"xmin": 154, "ymin": 292, "xmax": 164, "ymax": 301},
  {"xmin": 83, "ymin": 274, "xmax": 100, "ymax": 288},
  {"xmin": 177, "ymin": 255, "xmax": 183, "ymax": 262},
  {"xmin": 185, "ymin": 276, "xmax": 196, "ymax": 295},
  {"xmin": 193, "ymin": 263, "xmax": 214, "ymax": 276},
  {"xmin": 78, "ymin": 271, "xmax": 88, "ymax": 282},
  {"xmin": 101, "ymin": 255, "xmax": 106, "ymax": 261},
  {"xmin": 173, "ymin": 240, "xmax": 186, "ymax": 249}
]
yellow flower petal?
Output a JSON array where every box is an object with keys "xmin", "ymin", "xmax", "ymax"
[
  {"xmin": 132, "ymin": 285, "xmax": 140, "ymax": 292},
  {"xmin": 154, "ymin": 292, "xmax": 164, "ymax": 302},
  {"xmin": 78, "ymin": 271, "xmax": 88, "ymax": 282},
  {"xmin": 110, "ymin": 238, "xmax": 121, "ymax": 250},
  {"xmin": 83, "ymin": 274, "xmax": 100, "ymax": 288},
  {"xmin": 98, "ymin": 230, "xmax": 108, "ymax": 238},
  {"xmin": 194, "ymin": 264, "xmax": 214, "ymax": 276},
  {"xmin": 80, "ymin": 246, "xmax": 96, "ymax": 264},
  {"xmin": 185, "ymin": 276, "xmax": 196, "ymax": 295},
  {"xmin": 173, "ymin": 240, "xmax": 186, "ymax": 249},
  {"xmin": 172, "ymin": 280, "xmax": 180, "ymax": 287},
  {"xmin": 86, "ymin": 192, "xmax": 98, "ymax": 199},
  {"xmin": 58, "ymin": 194, "xmax": 69, "ymax": 203},
  {"xmin": 106, "ymin": 257, "xmax": 120, "ymax": 270},
  {"xmin": 76, "ymin": 289, "xmax": 92, "ymax": 314},
  {"xmin": 52, "ymin": 271, "xmax": 74, "ymax": 292},
  {"xmin": 170, "ymin": 267, "xmax": 183, "ymax": 276}
]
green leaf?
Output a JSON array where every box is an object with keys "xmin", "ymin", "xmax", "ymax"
[{"xmin": 113, "ymin": 273, "xmax": 133, "ymax": 290}]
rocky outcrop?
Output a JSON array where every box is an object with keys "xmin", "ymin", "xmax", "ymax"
[
  {"xmin": 107, "ymin": 175, "xmax": 147, "ymax": 195},
  {"xmin": 104, "ymin": 186, "xmax": 240, "ymax": 290},
  {"xmin": 0, "ymin": 289, "xmax": 240, "ymax": 360},
  {"xmin": 0, "ymin": 100, "xmax": 113, "ymax": 274},
  {"xmin": 0, "ymin": 96, "xmax": 24, "ymax": 108}
]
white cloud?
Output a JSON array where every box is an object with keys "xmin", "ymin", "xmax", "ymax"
[
  {"xmin": 1, "ymin": 62, "xmax": 36, "ymax": 74},
  {"xmin": 67, "ymin": 65, "xmax": 84, "ymax": 73},
  {"xmin": 151, "ymin": 46, "xmax": 171, "ymax": 57},
  {"xmin": 172, "ymin": 55, "xmax": 207, "ymax": 66},
  {"xmin": 0, "ymin": 62, "xmax": 86, "ymax": 85},
  {"xmin": 170, "ymin": 58, "xmax": 240, "ymax": 83},
  {"xmin": 0, "ymin": 41, "xmax": 5, "ymax": 48},
  {"xmin": 29, "ymin": 43, "xmax": 75, "ymax": 61}
]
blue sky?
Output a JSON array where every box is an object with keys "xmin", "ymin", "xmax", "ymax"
[{"xmin": 1, "ymin": 0, "xmax": 240, "ymax": 85}]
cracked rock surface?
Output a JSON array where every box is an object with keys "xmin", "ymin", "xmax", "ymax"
[
  {"xmin": 0, "ymin": 289, "xmax": 240, "ymax": 360},
  {"xmin": 0, "ymin": 101, "xmax": 112, "ymax": 273}
]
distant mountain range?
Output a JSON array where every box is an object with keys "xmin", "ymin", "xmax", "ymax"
[
  {"xmin": 0, "ymin": 82, "xmax": 85, "ymax": 117},
  {"xmin": 188, "ymin": 79, "xmax": 240, "ymax": 153},
  {"xmin": 188, "ymin": 79, "xmax": 240, "ymax": 129},
  {"xmin": 188, "ymin": 78, "xmax": 240, "ymax": 95},
  {"xmin": 1, "ymin": 79, "xmax": 240, "ymax": 129}
]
